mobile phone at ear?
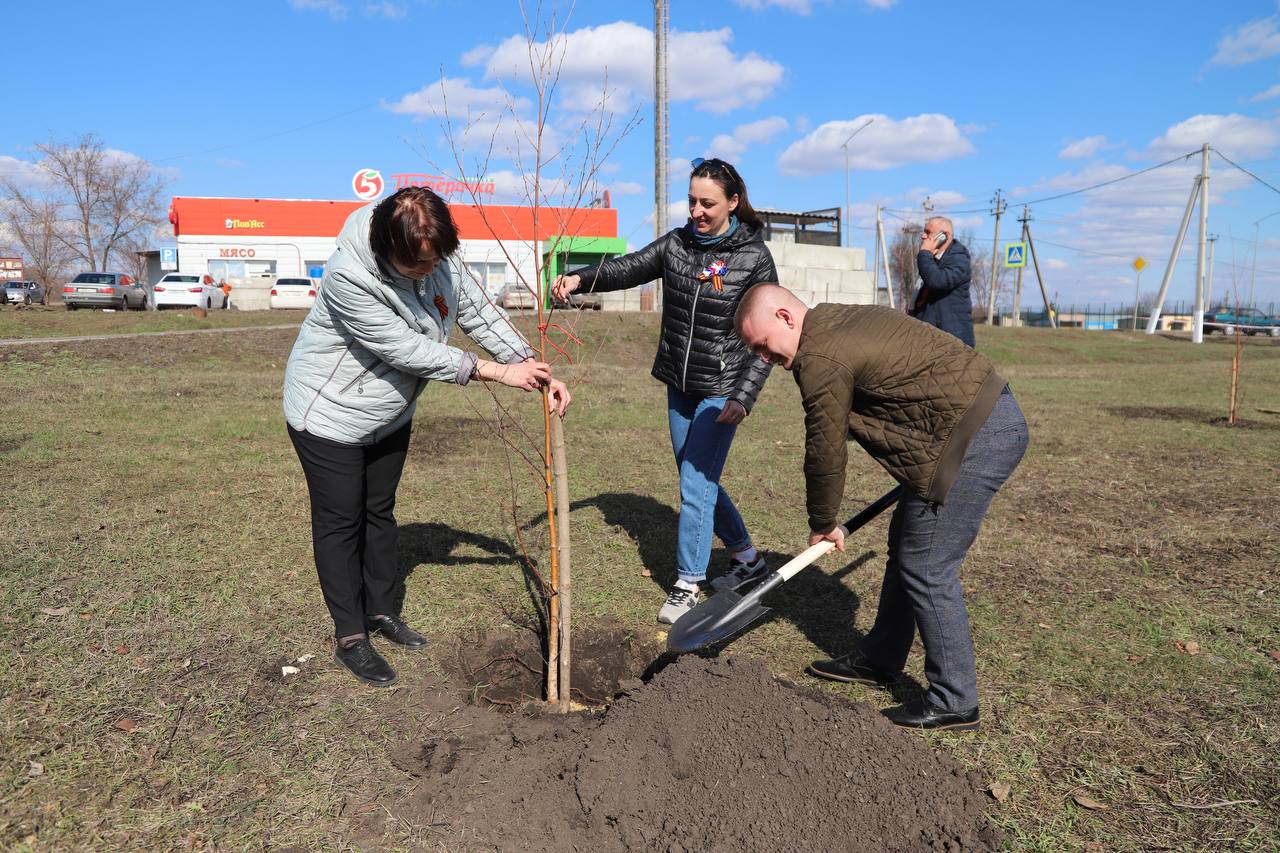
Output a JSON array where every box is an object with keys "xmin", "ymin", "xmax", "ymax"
[{"xmin": 934, "ymin": 232, "xmax": 947, "ymax": 246}]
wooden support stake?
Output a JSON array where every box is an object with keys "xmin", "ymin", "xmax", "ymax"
[{"xmin": 550, "ymin": 413, "xmax": 572, "ymax": 712}]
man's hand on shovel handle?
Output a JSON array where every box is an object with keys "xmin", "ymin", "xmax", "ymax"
[{"xmin": 809, "ymin": 526, "xmax": 846, "ymax": 552}]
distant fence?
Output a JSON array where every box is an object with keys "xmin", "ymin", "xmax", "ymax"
[{"xmin": 989, "ymin": 300, "xmax": 1279, "ymax": 331}]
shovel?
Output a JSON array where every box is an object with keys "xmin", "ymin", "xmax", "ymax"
[{"xmin": 667, "ymin": 485, "xmax": 905, "ymax": 654}]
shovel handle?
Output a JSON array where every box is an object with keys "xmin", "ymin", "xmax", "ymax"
[{"xmin": 777, "ymin": 485, "xmax": 905, "ymax": 583}]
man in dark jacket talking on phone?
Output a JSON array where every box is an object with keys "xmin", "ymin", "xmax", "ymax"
[{"xmin": 911, "ymin": 216, "xmax": 974, "ymax": 347}]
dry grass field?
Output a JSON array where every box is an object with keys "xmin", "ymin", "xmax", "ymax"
[{"xmin": 1, "ymin": 309, "xmax": 1276, "ymax": 850}]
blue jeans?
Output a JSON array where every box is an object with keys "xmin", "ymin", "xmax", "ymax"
[
  {"xmin": 667, "ymin": 386, "xmax": 752, "ymax": 584},
  {"xmin": 859, "ymin": 390, "xmax": 1029, "ymax": 712}
]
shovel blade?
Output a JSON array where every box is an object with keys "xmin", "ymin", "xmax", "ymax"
[{"xmin": 666, "ymin": 588, "xmax": 772, "ymax": 653}]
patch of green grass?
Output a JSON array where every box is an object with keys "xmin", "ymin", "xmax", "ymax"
[{"xmin": 0, "ymin": 313, "xmax": 1277, "ymax": 850}]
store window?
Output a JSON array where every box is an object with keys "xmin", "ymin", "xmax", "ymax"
[
  {"xmin": 209, "ymin": 259, "xmax": 276, "ymax": 282},
  {"xmin": 465, "ymin": 262, "xmax": 509, "ymax": 298}
]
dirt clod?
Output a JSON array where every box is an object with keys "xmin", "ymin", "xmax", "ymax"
[{"xmin": 389, "ymin": 654, "xmax": 999, "ymax": 851}]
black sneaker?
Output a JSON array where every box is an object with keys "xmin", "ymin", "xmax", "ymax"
[
  {"xmin": 807, "ymin": 652, "xmax": 896, "ymax": 688},
  {"xmin": 710, "ymin": 554, "xmax": 768, "ymax": 592},
  {"xmin": 335, "ymin": 638, "xmax": 397, "ymax": 687}
]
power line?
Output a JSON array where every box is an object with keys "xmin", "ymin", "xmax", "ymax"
[
  {"xmin": 1212, "ymin": 148, "xmax": 1280, "ymax": 197},
  {"xmin": 152, "ymin": 102, "xmax": 378, "ymax": 164},
  {"xmin": 882, "ymin": 149, "xmax": 1201, "ymax": 217}
]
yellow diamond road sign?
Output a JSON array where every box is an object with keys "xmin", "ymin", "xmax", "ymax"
[{"xmin": 1133, "ymin": 256, "xmax": 1147, "ymax": 272}]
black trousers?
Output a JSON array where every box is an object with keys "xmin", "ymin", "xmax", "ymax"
[{"xmin": 288, "ymin": 423, "xmax": 412, "ymax": 638}]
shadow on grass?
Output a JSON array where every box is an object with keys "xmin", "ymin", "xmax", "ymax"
[
  {"xmin": 394, "ymin": 522, "xmax": 547, "ymax": 638},
  {"xmin": 571, "ymin": 491, "xmax": 925, "ymax": 702},
  {"xmin": 1108, "ymin": 404, "xmax": 1280, "ymax": 431},
  {"xmin": 570, "ymin": 492, "xmax": 679, "ymax": 587}
]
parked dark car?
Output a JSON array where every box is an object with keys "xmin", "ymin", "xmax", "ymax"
[
  {"xmin": 4, "ymin": 280, "xmax": 46, "ymax": 306},
  {"xmin": 62, "ymin": 272, "xmax": 146, "ymax": 311},
  {"xmin": 1203, "ymin": 305, "xmax": 1280, "ymax": 337}
]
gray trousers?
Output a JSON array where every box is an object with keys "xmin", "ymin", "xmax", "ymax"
[{"xmin": 860, "ymin": 390, "xmax": 1028, "ymax": 712}]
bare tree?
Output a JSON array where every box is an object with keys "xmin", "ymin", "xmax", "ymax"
[
  {"xmin": 2, "ymin": 134, "xmax": 170, "ymax": 275},
  {"xmin": 0, "ymin": 195, "xmax": 74, "ymax": 299},
  {"xmin": 888, "ymin": 223, "xmax": 920, "ymax": 310},
  {"xmin": 966, "ymin": 232, "xmax": 1010, "ymax": 320}
]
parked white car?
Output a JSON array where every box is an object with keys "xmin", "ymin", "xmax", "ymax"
[
  {"xmin": 270, "ymin": 277, "xmax": 317, "ymax": 310},
  {"xmin": 153, "ymin": 273, "xmax": 226, "ymax": 310}
]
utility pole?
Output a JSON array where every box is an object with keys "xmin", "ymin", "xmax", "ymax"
[
  {"xmin": 1023, "ymin": 209, "xmax": 1056, "ymax": 328},
  {"xmin": 1192, "ymin": 143, "xmax": 1209, "ymax": 344},
  {"xmin": 841, "ymin": 118, "xmax": 874, "ymax": 249},
  {"xmin": 1012, "ymin": 206, "xmax": 1029, "ymax": 327},
  {"xmin": 652, "ymin": 0, "xmax": 668, "ymax": 311},
  {"xmin": 986, "ymin": 189, "xmax": 1005, "ymax": 325},
  {"xmin": 1206, "ymin": 234, "xmax": 1218, "ymax": 309},
  {"xmin": 1146, "ymin": 172, "xmax": 1203, "ymax": 334},
  {"xmin": 877, "ymin": 205, "xmax": 895, "ymax": 308}
]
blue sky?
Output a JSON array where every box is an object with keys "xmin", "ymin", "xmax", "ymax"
[{"xmin": 5, "ymin": 0, "xmax": 1280, "ymax": 306}]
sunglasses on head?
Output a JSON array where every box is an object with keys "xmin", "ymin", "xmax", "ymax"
[{"xmin": 690, "ymin": 157, "xmax": 741, "ymax": 186}]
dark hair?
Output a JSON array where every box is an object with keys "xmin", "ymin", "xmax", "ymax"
[
  {"xmin": 689, "ymin": 158, "xmax": 762, "ymax": 229},
  {"xmin": 369, "ymin": 187, "xmax": 460, "ymax": 270}
]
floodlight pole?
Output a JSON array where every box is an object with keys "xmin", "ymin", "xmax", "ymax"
[
  {"xmin": 1206, "ymin": 234, "xmax": 1218, "ymax": 308},
  {"xmin": 1250, "ymin": 210, "xmax": 1280, "ymax": 310},
  {"xmin": 841, "ymin": 118, "xmax": 874, "ymax": 250},
  {"xmin": 653, "ymin": 0, "xmax": 669, "ymax": 311},
  {"xmin": 1192, "ymin": 143, "xmax": 1209, "ymax": 344}
]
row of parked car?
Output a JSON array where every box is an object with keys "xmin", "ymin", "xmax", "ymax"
[
  {"xmin": 10, "ymin": 274, "xmax": 601, "ymax": 314},
  {"xmin": 3, "ymin": 272, "xmax": 320, "ymax": 311}
]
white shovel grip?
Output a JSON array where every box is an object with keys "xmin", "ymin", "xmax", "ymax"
[{"xmin": 776, "ymin": 540, "xmax": 837, "ymax": 582}]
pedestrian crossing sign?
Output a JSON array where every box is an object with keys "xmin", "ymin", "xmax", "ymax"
[{"xmin": 1005, "ymin": 242, "xmax": 1027, "ymax": 268}]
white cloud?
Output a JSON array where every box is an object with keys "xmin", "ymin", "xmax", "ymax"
[
  {"xmin": 387, "ymin": 77, "xmax": 530, "ymax": 119},
  {"xmin": 732, "ymin": 0, "xmax": 814, "ymax": 13},
  {"xmin": 1059, "ymin": 135, "xmax": 1114, "ymax": 159},
  {"xmin": 290, "ymin": 0, "xmax": 347, "ymax": 19},
  {"xmin": 476, "ymin": 21, "xmax": 785, "ymax": 114},
  {"xmin": 0, "ymin": 155, "xmax": 50, "ymax": 187},
  {"xmin": 778, "ymin": 113, "xmax": 975, "ymax": 176},
  {"xmin": 1211, "ymin": 16, "xmax": 1280, "ymax": 66},
  {"xmin": 365, "ymin": 1, "xmax": 406, "ymax": 18},
  {"xmin": 1043, "ymin": 257, "xmax": 1069, "ymax": 270},
  {"xmin": 1251, "ymin": 83, "xmax": 1280, "ymax": 102},
  {"xmin": 609, "ymin": 181, "xmax": 646, "ymax": 196},
  {"xmin": 865, "ymin": 0, "xmax": 899, "ymax": 7},
  {"xmin": 706, "ymin": 116, "xmax": 789, "ymax": 161},
  {"xmin": 461, "ymin": 44, "xmax": 494, "ymax": 66},
  {"xmin": 1147, "ymin": 113, "xmax": 1280, "ymax": 160}
]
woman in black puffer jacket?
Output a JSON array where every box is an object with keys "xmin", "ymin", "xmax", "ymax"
[{"xmin": 553, "ymin": 158, "xmax": 777, "ymax": 624}]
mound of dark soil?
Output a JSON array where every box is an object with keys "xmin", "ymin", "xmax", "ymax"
[{"xmin": 385, "ymin": 654, "xmax": 999, "ymax": 852}]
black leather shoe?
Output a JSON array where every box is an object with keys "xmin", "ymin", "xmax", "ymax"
[
  {"xmin": 807, "ymin": 653, "xmax": 896, "ymax": 688},
  {"xmin": 334, "ymin": 638, "xmax": 397, "ymax": 687},
  {"xmin": 365, "ymin": 613, "xmax": 428, "ymax": 650},
  {"xmin": 882, "ymin": 698, "xmax": 979, "ymax": 732}
]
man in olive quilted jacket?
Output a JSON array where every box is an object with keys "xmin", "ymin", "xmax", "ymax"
[{"xmin": 736, "ymin": 284, "xmax": 1029, "ymax": 732}]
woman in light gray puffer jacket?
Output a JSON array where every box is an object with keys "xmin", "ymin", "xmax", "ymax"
[{"xmin": 284, "ymin": 187, "xmax": 570, "ymax": 688}]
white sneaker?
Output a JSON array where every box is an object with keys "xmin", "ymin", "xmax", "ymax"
[
  {"xmin": 710, "ymin": 555, "xmax": 768, "ymax": 592},
  {"xmin": 657, "ymin": 586, "xmax": 701, "ymax": 624}
]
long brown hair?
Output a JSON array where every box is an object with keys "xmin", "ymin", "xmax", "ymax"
[{"xmin": 690, "ymin": 157, "xmax": 761, "ymax": 229}]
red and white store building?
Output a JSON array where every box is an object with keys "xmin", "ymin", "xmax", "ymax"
[{"xmin": 163, "ymin": 172, "xmax": 618, "ymax": 309}]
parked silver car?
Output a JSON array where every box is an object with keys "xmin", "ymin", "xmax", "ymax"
[
  {"xmin": 4, "ymin": 280, "xmax": 46, "ymax": 306},
  {"xmin": 63, "ymin": 272, "xmax": 147, "ymax": 311}
]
